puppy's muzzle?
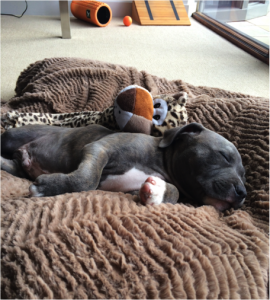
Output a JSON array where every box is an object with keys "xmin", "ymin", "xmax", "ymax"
[{"xmin": 234, "ymin": 184, "xmax": 247, "ymax": 202}]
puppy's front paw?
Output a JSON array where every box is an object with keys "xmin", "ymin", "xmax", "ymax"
[
  {"xmin": 139, "ymin": 176, "xmax": 166, "ymax": 206},
  {"xmin": 29, "ymin": 183, "xmax": 44, "ymax": 197},
  {"xmin": 29, "ymin": 174, "xmax": 53, "ymax": 197}
]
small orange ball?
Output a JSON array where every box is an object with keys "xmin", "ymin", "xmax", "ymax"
[{"xmin": 123, "ymin": 16, "xmax": 132, "ymax": 26}]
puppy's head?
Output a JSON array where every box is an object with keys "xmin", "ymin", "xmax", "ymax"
[{"xmin": 160, "ymin": 123, "xmax": 246, "ymax": 211}]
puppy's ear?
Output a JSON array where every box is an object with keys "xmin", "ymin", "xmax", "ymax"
[{"xmin": 159, "ymin": 123, "xmax": 204, "ymax": 148}]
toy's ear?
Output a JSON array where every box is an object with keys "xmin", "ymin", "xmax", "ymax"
[
  {"xmin": 172, "ymin": 92, "xmax": 187, "ymax": 105},
  {"xmin": 159, "ymin": 123, "xmax": 204, "ymax": 148}
]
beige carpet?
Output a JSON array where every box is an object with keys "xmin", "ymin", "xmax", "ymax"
[{"xmin": 1, "ymin": 15, "xmax": 269, "ymax": 101}]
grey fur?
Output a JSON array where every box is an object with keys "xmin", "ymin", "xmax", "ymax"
[{"xmin": 1, "ymin": 123, "xmax": 246, "ymax": 210}]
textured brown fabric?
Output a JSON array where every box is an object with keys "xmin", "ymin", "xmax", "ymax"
[
  {"xmin": 1, "ymin": 183, "xmax": 268, "ymax": 299},
  {"xmin": 1, "ymin": 58, "xmax": 269, "ymax": 299},
  {"xmin": 3, "ymin": 57, "xmax": 177, "ymax": 113},
  {"xmin": 6, "ymin": 57, "xmax": 257, "ymax": 114},
  {"xmin": 186, "ymin": 95, "xmax": 269, "ymax": 232}
]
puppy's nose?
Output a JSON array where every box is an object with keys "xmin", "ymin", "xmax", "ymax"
[{"xmin": 234, "ymin": 184, "xmax": 247, "ymax": 201}]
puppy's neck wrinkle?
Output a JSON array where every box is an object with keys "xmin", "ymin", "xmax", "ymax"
[
  {"xmin": 163, "ymin": 147, "xmax": 177, "ymax": 182},
  {"xmin": 163, "ymin": 146, "xmax": 194, "ymax": 201},
  {"xmin": 176, "ymin": 183, "xmax": 194, "ymax": 201}
]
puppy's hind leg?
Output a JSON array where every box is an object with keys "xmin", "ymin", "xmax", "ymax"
[
  {"xmin": 29, "ymin": 141, "xmax": 109, "ymax": 197},
  {"xmin": 1, "ymin": 156, "xmax": 30, "ymax": 179},
  {"xmin": 1, "ymin": 125, "xmax": 50, "ymax": 158}
]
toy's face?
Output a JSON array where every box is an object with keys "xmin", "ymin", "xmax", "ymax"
[
  {"xmin": 152, "ymin": 98, "xmax": 168, "ymax": 126},
  {"xmin": 152, "ymin": 93, "xmax": 188, "ymax": 137},
  {"xmin": 114, "ymin": 86, "xmax": 188, "ymax": 136},
  {"xmin": 114, "ymin": 101, "xmax": 133, "ymax": 130}
]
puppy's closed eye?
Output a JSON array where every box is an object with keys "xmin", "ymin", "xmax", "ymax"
[{"xmin": 220, "ymin": 151, "xmax": 231, "ymax": 163}]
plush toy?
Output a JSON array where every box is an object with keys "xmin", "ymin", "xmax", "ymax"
[
  {"xmin": 2, "ymin": 85, "xmax": 188, "ymax": 137},
  {"xmin": 114, "ymin": 85, "xmax": 168, "ymax": 135}
]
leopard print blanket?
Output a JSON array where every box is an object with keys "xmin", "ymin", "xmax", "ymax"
[{"xmin": 2, "ymin": 93, "xmax": 188, "ymax": 137}]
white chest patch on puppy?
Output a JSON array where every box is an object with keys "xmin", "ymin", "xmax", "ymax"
[{"xmin": 98, "ymin": 167, "xmax": 164, "ymax": 192}]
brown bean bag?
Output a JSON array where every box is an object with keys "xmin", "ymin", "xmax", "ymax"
[{"xmin": 1, "ymin": 58, "xmax": 268, "ymax": 299}]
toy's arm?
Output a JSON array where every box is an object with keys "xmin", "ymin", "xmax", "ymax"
[{"xmin": 1, "ymin": 110, "xmax": 105, "ymax": 129}]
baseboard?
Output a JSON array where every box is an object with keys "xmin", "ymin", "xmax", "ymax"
[{"xmin": 192, "ymin": 12, "xmax": 269, "ymax": 65}]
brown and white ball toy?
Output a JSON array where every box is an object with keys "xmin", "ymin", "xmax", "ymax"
[{"xmin": 114, "ymin": 85, "xmax": 168, "ymax": 135}]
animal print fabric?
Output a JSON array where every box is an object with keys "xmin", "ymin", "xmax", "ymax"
[
  {"xmin": 152, "ymin": 93, "xmax": 187, "ymax": 137},
  {"xmin": 2, "ymin": 94, "xmax": 188, "ymax": 137},
  {"xmin": 2, "ymin": 107, "xmax": 118, "ymax": 131}
]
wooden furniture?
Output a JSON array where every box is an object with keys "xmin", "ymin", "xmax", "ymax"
[{"xmin": 132, "ymin": 0, "xmax": 191, "ymax": 26}]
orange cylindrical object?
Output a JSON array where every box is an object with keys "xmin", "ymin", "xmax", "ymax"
[{"xmin": 71, "ymin": 0, "xmax": 112, "ymax": 27}]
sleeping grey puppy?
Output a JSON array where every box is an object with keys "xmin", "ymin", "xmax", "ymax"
[{"xmin": 1, "ymin": 122, "xmax": 246, "ymax": 211}]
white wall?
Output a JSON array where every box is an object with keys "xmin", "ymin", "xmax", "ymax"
[
  {"xmin": 1, "ymin": 1, "xmax": 132, "ymax": 17},
  {"xmin": 0, "ymin": 0, "xmax": 197, "ymax": 17}
]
